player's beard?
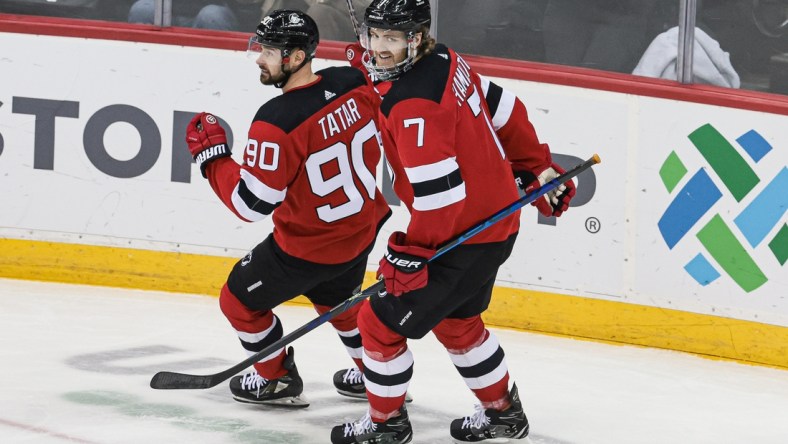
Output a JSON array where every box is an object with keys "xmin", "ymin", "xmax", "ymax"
[{"xmin": 260, "ymin": 66, "xmax": 288, "ymax": 86}]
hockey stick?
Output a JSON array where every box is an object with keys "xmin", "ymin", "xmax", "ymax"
[
  {"xmin": 345, "ymin": 0, "xmax": 361, "ymax": 41},
  {"xmin": 150, "ymin": 154, "xmax": 601, "ymax": 390}
]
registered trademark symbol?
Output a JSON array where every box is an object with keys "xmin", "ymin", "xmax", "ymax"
[{"xmin": 585, "ymin": 217, "xmax": 601, "ymax": 233}]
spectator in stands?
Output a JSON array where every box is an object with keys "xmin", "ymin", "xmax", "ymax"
[
  {"xmin": 632, "ymin": 25, "xmax": 740, "ymax": 88},
  {"xmin": 128, "ymin": 0, "xmax": 263, "ymax": 31}
]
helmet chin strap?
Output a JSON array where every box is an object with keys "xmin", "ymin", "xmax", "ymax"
[{"xmin": 274, "ymin": 49, "xmax": 310, "ymax": 89}]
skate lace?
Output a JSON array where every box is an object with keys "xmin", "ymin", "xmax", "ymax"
[
  {"xmin": 342, "ymin": 368, "xmax": 364, "ymax": 385},
  {"xmin": 239, "ymin": 372, "xmax": 269, "ymax": 394},
  {"xmin": 462, "ymin": 404, "xmax": 491, "ymax": 430},
  {"xmin": 343, "ymin": 412, "xmax": 377, "ymax": 437}
]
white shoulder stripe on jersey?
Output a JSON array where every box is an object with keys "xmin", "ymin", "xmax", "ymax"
[
  {"xmin": 491, "ymin": 88, "xmax": 516, "ymax": 130},
  {"xmin": 479, "ymin": 75, "xmax": 491, "ymax": 95},
  {"xmin": 231, "ymin": 169, "xmax": 287, "ymax": 222},
  {"xmin": 479, "ymin": 74, "xmax": 515, "ymax": 130}
]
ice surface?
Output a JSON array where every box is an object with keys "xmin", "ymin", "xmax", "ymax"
[{"xmin": 1, "ymin": 278, "xmax": 787, "ymax": 443}]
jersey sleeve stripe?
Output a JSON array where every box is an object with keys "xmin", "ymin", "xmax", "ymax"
[
  {"xmin": 404, "ymin": 157, "xmax": 466, "ymax": 211},
  {"xmin": 231, "ymin": 170, "xmax": 287, "ymax": 221},
  {"xmin": 403, "ymin": 156, "xmax": 461, "ymax": 182},
  {"xmin": 412, "ymin": 183, "xmax": 466, "ymax": 211},
  {"xmin": 411, "ymin": 169, "xmax": 463, "ymax": 198}
]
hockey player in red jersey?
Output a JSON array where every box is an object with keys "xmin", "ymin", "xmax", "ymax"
[
  {"xmin": 185, "ymin": 10, "xmax": 391, "ymax": 408},
  {"xmin": 331, "ymin": 0, "xmax": 576, "ymax": 442}
]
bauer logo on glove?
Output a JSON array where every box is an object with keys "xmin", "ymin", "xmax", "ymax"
[
  {"xmin": 377, "ymin": 231, "xmax": 436, "ymax": 296},
  {"xmin": 384, "ymin": 252, "xmax": 425, "ymax": 272}
]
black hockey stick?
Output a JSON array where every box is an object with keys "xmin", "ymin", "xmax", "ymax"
[
  {"xmin": 150, "ymin": 154, "xmax": 601, "ymax": 390},
  {"xmin": 345, "ymin": 0, "xmax": 361, "ymax": 41}
]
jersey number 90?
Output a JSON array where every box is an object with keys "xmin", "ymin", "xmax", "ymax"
[{"xmin": 306, "ymin": 119, "xmax": 380, "ymax": 223}]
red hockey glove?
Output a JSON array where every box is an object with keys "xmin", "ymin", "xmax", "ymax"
[
  {"xmin": 514, "ymin": 163, "xmax": 577, "ymax": 217},
  {"xmin": 185, "ymin": 112, "xmax": 231, "ymax": 178},
  {"xmin": 377, "ymin": 232, "xmax": 436, "ymax": 296},
  {"xmin": 345, "ymin": 42, "xmax": 365, "ymax": 70}
]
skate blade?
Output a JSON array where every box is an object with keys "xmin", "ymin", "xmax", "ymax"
[
  {"xmin": 452, "ymin": 439, "xmax": 518, "ymax": 444},
  {"xmin": 451, "ymin": 434, "xmax": 531, "ymax": 444},
  {"xmin": 233, "ymin": 394, "xmax": 310, "ymax": 408},
  {"xmin": 336, "ymin": 390, "xmax": 414, "ymax": 403}
]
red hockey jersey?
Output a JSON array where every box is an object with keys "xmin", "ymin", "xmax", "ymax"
[
  {"xmin": 205, "ymin": 66, "xmax": 390, "ymax": 264},
  {"xmin": 375, "ymin": 44, "xmax": 551, "ymax": 249}
]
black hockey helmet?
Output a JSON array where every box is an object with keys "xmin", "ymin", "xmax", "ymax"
[
  {"xmin": 364, "ymin": 0, "xmax": 431, "ymax": 32},
  {"xmin": 254, "ymin": 9, "xmax": 319, "ymax": 60}
]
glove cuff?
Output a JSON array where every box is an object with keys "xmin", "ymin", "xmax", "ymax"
[
  {"xmin": 194, "ymin": 143, "xmax": 231, "ymax": 178},
  {"xmin": 513, "ymin": 169, "xmax": 537, "ymax": 191}
]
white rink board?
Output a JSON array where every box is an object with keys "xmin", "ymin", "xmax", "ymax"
[{"xmin": 1, "ymin": 32, "xmax": 786, "ymax": 325}]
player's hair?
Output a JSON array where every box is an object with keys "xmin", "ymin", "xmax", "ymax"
[{"xmin": 415, "ymin": 24, "xmax": 435, "ymax": 57}]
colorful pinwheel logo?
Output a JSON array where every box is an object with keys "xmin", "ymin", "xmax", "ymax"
[{"xmin": 658, "ymin": 124, "xmax": 787, "ymax": 292}]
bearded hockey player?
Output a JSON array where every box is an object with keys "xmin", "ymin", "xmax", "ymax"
[
  {"xmin": 185, "ymin": 9, "xmax": 391, "ymax": 408},
  {"xmin": 331, "ymin": 0, "xmax": 576, "ymax": 442}
]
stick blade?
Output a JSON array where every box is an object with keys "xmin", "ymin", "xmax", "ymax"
[{"xmin": 150, "ymin": 371, "xmax": 217, "ymax": 390}]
